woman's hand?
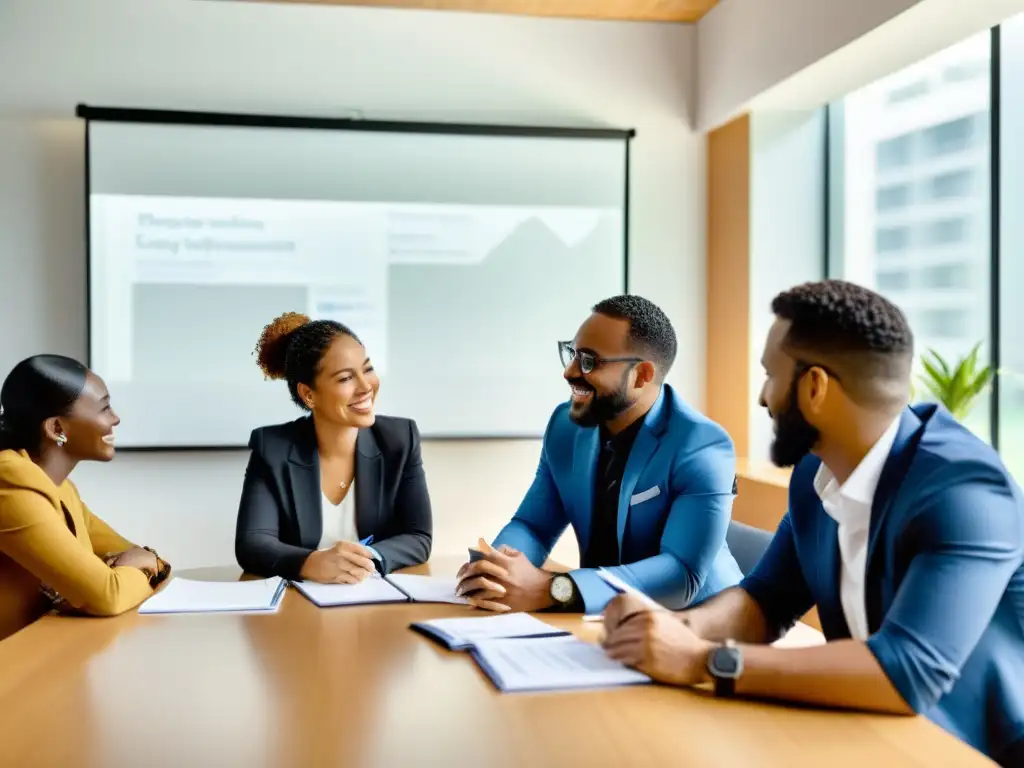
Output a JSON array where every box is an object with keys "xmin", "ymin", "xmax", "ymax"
[
  {"xmin": 110, "ymin": 547, "xmax": 160, "ymax": 578},
  {"xmin": 300, "ymin": 541, "xmax": 377, "ymax": 584}
]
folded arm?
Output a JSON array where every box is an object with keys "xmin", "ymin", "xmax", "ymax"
[
  {"xmin": 0, "ymin": 490, "xmax": 153, "ymax": 616},
  {"xmin": 235, "ymin": 438, "xmax": 314, "ymax": 581},
  {"xmin": 368, "ymin": 421, "xmax": 432, "ymax": 574},
  {"xmin": 571, "ymin": 434, "xmax": 738, "ymax": 615}
]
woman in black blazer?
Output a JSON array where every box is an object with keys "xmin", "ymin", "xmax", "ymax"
[{"xmin": 235, "ymin": 312, "xmax": 432, "ymax": 583}]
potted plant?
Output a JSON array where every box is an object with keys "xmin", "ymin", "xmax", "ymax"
[{"xmin": 915, "ymin": 342, "xmax": 995, "ymax": 421}]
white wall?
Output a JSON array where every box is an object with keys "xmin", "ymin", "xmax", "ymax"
[
  {"xmin": 0, "ymin": 0, "xmax": 703, "ymax": 569},
  {"xmin": 698, "ymin": 0, "xmax": 1024, "ymax": 131}
]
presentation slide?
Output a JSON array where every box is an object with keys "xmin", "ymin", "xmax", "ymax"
[{"xmin": 86, "ymin": 120, "xmax": 627, "ymax": 447}]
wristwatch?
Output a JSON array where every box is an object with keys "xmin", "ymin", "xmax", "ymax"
[
  {"xmin": 549, "ymin": 574, "xmax": 577, "ymax": 607},
  {"xmin": 706, "ymin": 639, "xmax": 743, "ymax": 697}
]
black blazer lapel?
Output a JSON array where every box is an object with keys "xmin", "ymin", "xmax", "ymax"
[
  {"xmin": 286, "ymin": 417, "xmax": 322, "ymax": 549},
  {"xmin": 355, "ymin": 428, "xmax": 383, "ymax": 538}
]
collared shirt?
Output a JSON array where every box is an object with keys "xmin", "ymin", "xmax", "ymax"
[
  {"xmin": 583, "ymin": 416, "xmax": 645, "ymax": 569},
  {"xmin": 813, "ymin": 417, "xmax": 902, "ymax": 640}
]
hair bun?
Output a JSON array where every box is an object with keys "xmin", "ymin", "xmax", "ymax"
[{"xmin": 255, "ymin": 312, "xmax": 310, "ymax": 380}]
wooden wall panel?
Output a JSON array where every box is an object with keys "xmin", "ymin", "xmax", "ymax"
[{"xmin": 706, "ymin": 114, "xmax": 751, "ymax": 458}]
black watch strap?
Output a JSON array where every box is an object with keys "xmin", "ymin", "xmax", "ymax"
[{"xmin": 713, "ymin": 674, "xmax": 736, "ymax": 697}]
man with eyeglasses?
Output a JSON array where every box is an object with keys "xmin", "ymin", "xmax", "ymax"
[
  {"xmin": 455, "ymin": 295, "xmax": 743, "ymax": 615},
  {"xmin": 600, "ymin": 280, "xmax": 1024, "ymax": 768}
]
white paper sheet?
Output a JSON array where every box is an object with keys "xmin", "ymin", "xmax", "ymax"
[
  {"xmin": 386, "ymin": 574, "xmax": 469, "ymax": 605},
  {"xmin": 471, "ymin": 635, "xmax": 651, "ymax": 692},
  {"xmin": 138, "ymin": 576, "xmax": 285, "ymax": 614},
  {"xmin": 292, "ymin": 576, "xmax": 408, "ymax": 607}
]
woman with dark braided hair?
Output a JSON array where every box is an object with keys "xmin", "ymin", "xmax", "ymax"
[
  {"xmin": 0, "ymin": 355, "xmax": 170, "ymax": 640},
  {"xmin": 235, "ymin": 312, "xmax": 432, "ymax": 582}
]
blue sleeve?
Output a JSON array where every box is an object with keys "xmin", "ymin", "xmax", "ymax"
[
  {"xmin": 570, "ymin": 429, "xmax": 739, "ymax": 615},
  {"xmin": 739, "ymin": 511, "xmax": 816, "ymax": 639},
  {"xmin": 493, "ymin": 430, "xmax": 569, "ymax": 567},
  {"xmin": 865, "ymin": 464, "xmax": 1024, "ymax": 713}
]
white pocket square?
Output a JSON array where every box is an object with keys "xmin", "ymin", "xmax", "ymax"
[{"xmin": 630, "ymin": 486, "xmax": 661, "ymax": 505}]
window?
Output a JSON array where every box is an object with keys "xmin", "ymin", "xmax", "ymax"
[
  {"xmin": 887, "ymin": 80, "xmax": 929, "ymax": 104},
  {"xmin": 876, "ymin": 270, "xmax": 910, "ymax": 291},
  {"xmin": 876, "ymin": 184, "xmax": 912, "ymax": 211},
  {"xmin": 876, "ymin": 134, "xmax": 914, "ymax": 170},
  {"xmin": 920, "ymin": 263, "xmax": 970, "ymax": 289},
  {"xmin": 828, "ymin": 31, "xmax": 992, "ymax": 445},
  {"xmin": 876, "ymin": 226, "xmax": 910, "ymax": 252},
  {"xmin": 919, "ymin": 309, "xmax": 971, "ymax": 338},
  {"xmin": 1000, "ymin": 16, "xmax": 1024, "ymax": 486},
  {"xmin": 921, "ymin": 217, "xmax": 969, "ymax": 245},
  {"xmin": 921, "ymin": 115, "xmax": 979, "ymax": 157}
]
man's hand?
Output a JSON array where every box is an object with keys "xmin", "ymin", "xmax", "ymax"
[
  {"xmin": 602, "ymin": 594, "xmax": 714, "ymax": 686},
  {"xmin": 301, "ymin": 541, "xmax": 377, "ymax": 584},
  {"xmin": 456, "ymin": 538, "xmax": 554, "ymax": 613}
]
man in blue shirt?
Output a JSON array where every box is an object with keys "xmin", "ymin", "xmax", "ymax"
[
  {"xmin": 456, "ymin": 295, "xmax": 742, "ymax": 615},
  {"xmin": 602, "ymin": 280, "xmax": 1024, "ymax": 767}
]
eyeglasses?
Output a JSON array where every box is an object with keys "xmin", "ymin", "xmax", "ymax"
[{"xmin": 558, "ymin": 341, "xmax": 644, "ymax": 375}]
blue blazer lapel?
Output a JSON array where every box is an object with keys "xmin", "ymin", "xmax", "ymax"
[
  {"xmin": 616, "ymin": 388, "xmax": 668, "ymax": 558},
  {"xmin": 814, "ymin": 510, "xmax": 850, "ymax": 638},
  {"xmin": 572, "ymin": 428, "xmax": 599, "ymax": 548},
  {"xmin": 864, "ymin": 406, "xmax": 926, "ymax": 630}
]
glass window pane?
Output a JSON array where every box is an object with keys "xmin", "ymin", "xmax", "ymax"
[
  {"xmin": 828, "ymin": 32, "xmax": 992, "ymax": 444},
  {"xmin": 1000, "ymin": 16, "xmax": 1024, "ymax": 484}
]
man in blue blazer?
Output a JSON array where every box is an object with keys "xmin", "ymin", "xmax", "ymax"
[
  {"xmin": 602, "ymin": 280, "xmax": 1024, "ymax": 767},
  {"xmin": 456, "ymin": 295, "xmax": 742, "ymax": 616}
]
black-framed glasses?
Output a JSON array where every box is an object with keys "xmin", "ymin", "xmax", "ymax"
[{"xmin": 558, "ymin": 341, "xmax": 644, "ymax": 375}]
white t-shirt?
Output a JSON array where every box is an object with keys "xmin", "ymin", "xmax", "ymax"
[{"xmin": 318, "ymin": 480, "xmax": 359, "ymax": 550}]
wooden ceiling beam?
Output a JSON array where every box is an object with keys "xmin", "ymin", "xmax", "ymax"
[{"xmin": 248, "ymin": 0, "xmax": 719, "ymax": 23}]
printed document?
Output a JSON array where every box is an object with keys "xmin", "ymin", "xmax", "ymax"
[
  {"xmin": 411, "ymin": 612, "xmax": 568, "ymax": 650},
  {"xmin": 292, "ymin": 576, "xmax": 408, "ymax": 607},
  {"xmin": 471, "ymin": 635, "xmax": 651, "ymax": 693}
]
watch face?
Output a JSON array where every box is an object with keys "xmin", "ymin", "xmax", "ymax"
[
  {"xmin": 711, "ymin": 647, "xmax": 741, "ymax": 677},
  {"xmin": 551, "ymin": 576, "xmax": 574, "ymax": 603}
]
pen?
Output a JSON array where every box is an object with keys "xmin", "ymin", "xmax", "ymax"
[{"xmin": 360, "ymin": 535, "xmax": 374, "ymax": 547}]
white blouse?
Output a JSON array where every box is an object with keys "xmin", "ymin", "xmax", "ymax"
[{"xmin": 318, "ymin": 480, "xmax": 359, "ymax": 549}]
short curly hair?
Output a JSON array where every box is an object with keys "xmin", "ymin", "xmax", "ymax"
[
  {"xmin": 771, "ymin": 279, "xmax": 913, "ymax": 405},
  {"xmin": 254, "ymin": 312, "xmax": 361, "ymax": 411},
  {"xmin": 593, "ymin": 294, "xmax": 678, "ymax": 379}
]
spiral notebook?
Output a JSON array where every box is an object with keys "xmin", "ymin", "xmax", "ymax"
[{"xmin": 291, "ymin": 574, "xmax": 469, "ymax": 608}]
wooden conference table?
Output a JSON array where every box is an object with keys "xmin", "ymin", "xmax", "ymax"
[{"xmin": 0, "ymin": 558, "xmax": 995, "ymax": 767}]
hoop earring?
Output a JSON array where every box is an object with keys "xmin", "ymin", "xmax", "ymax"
[{"xmin": 56, "ymin": 432, "xmax": 68, "ymax": 448}]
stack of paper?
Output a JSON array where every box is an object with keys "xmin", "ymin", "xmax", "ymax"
[
  {"xmin": 471, "ymin": 635, "xmax": 651, "ymax": 693},
  {"xmin": 139, "ymin": 576, "xmax": 286, "ymax": 614},
  {"xmin": 410, "ymin": 613, "xmax": 569, "ymax": 651},
  {"xmin": 291, "ymin": 573, "xmax": 468, "ymax": 608}
]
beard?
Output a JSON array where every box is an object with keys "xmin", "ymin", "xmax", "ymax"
[
  {"xmin": 769, "ymin": 376, "xmax": 820, "ymax": 468},
  {"xmin": 568, "ymin": 373, "xmax": 633, "ymax": 428}
]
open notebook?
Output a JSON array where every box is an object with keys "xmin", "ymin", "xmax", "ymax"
[
  {"xmin": 410, "ymin": 613, "xmax": 570, "ymax": 651},
  {"xmin": 291, "ymin": 574, "xmax": 469, "ymax": 608},
  {"xmin": 138, "ymin": 576, "xmax": 286, "ymax": 615},
  {"xmin": 471, "ymin": 635, "xmax": 651, "ymax": 693}
]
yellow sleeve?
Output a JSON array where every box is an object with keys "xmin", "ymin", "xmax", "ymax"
[
  {"xmin": 71, "ymin": 485, "xmax": 136, "ymax": 556},
  {"xmin": 0, "ymin": 488, "xmax": 153, "ymax": 616}
]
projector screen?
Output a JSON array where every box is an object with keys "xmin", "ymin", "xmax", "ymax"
[{"xmin": 82, "ymin": 109, "xmax": 630, "ymax": 448}]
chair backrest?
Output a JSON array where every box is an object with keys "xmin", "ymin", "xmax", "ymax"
[{"xmin": 726, "ymin": 520, "xmax": 773, "ymax": 576}]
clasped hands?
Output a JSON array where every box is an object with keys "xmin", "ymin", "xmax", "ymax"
[
  {"xmin": 601, "ymin": 593, "xmax": 714, "ymax": 687},
  {"xmin": 455, "ymin": 539, "xmax": 555, "ymax": 613}
]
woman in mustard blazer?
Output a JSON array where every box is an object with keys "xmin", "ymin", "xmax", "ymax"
[{"xmin": 0, "ymin": 355, "xmax": 170, "ymax": 640}]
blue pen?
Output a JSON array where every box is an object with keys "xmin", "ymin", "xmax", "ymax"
[{"xmin": 360, "ymin": 535, "xmax": 375, "ymax": 547}]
